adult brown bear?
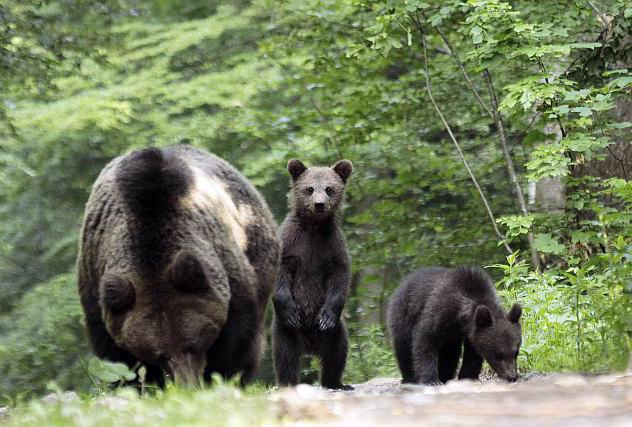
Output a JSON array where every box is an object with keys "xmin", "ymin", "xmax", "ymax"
[{"xmin": 77, "ymin": 145, "xmax": 280, "ymax": 386}]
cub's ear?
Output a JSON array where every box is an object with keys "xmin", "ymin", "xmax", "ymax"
[
  {"xmin": 507, "ymin": 303, "xmax": 522, "ymax": 323},
  {"xmin": 167, "ymin": 251, "xmax": 209, "ymax": 292},
  {"xmin": 474, "ymin": 305, "xmax": 493, "ymax": 328},
  {"xmin": 287, "ymin": 159, "xmax": 307, "ymax": 181},
  {"xmin": 332, "ymin": 159, "xmax": 353, "ymax": 183},
  {"xmin": 100, "ymin": 274, "xmax": 135, "ymax": 313}
]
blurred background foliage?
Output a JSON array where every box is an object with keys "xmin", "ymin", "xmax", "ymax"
[{"xmin": 0, "ymin": 0, "xmax": 630, "ymax": 397}]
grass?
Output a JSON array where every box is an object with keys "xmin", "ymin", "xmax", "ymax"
[{"xmin": 3, "ymin": 383, "xmax": 279, "ymax": 427}]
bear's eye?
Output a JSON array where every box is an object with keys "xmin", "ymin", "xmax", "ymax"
[
  {"xmin": 325, "ymin": 186, "xmax": 332, "ymax": 195},
  {"xmin": 495, "ymin": 352, "xmax": 504, "ymax": 360},
  {"xmin": 307, "ymin": 187, "xmax": 314, "ymax": 194}
]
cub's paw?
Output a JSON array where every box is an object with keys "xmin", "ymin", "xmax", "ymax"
[
  {"xmin": 317, "ymin": 310, "xmax": 337, "ymax": 331},
  {"xmin": 323, "ymin": 383, "xmax": 354, "ymax": 391},
  {"xmin": 281, "ymin": 305, "xmax": 302, "ymax": 329}
]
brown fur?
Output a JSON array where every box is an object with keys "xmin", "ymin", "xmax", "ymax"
[
  {"xmin": 387, "ymin": 267, "xmax": 522, "ymax": 385},
  {"xmin": 272, "ymin": 159, "xmax": 354, "ymax": 390},
  {"xmin": 77, "ymin": 145, "xmax": 280, "ymax": 386}
]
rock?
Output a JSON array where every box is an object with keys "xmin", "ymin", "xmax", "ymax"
[
  {"xmin": 0, "ymin": 406, "xmax": 8, "ymax": 420},
  {"xmin": 41, "ymin": 391, "xmax": 79, "ymax": 405},
  {"xmin": 95, "ymin": 396, "xmax": 131, "ymax": 411}
]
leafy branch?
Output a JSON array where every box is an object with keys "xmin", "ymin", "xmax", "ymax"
[
  {"xmin": 415, "ymin": 12, "xmax": 539, "ymax": 269},
  {"xmin": 412, "ymin": 16, "xmax": 512, "ymax": 255}
]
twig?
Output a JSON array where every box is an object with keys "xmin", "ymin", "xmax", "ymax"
[
  {"xmin": 423, "ymin": 14, "xmax": 494, "ymax": 121},
  {"xmin": 606, "ymin": 145, "xmax": 629, "ymax": 181},
  {"xmin": 414, "ymin": 19, "xmax": 513, "ymax": 255},
  {"xmin": 587, "ymin": 1, "xmax": 610, "ymax": 32}
]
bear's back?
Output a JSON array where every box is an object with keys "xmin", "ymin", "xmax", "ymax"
[
  {"xmin": 80, "ymin": 145, "xmax": 279, "ymax": 300},
  {"xmin": 387, "ymin": 267, "xmax": 453, "ymax": 331}
]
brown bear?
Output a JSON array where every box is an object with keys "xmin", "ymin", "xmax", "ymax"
[
  {"xmin": 272, "ymin": 158, "xmax": 353, "ymax": 390},
  {"xmin": 77, "ymin": 145, "xmax": 280, "ymax": 386},
  {"xmin": 387, "ymin": 267, "xmax": 522, "ymax": 385}
]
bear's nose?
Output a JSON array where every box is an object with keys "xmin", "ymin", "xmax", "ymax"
[{"xmin": 314, "ymin": 202, "xmax": 325, "ymax": 211}]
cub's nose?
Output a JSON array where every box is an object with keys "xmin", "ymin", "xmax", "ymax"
[
  {"xmin": 314, "ymin": 202, "xmax": 325, "ymax": 212},
  {"xmin": 507, "ymin": 375, "xmax": 518, "ymax": 383}
]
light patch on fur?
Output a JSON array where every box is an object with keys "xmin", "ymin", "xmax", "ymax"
[{"xmin": 183, "ymin": 167, "xmax": 252, "ymax": 251}]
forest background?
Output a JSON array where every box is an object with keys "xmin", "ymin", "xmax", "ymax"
[{"xmin": 0, "ymin": 0, "xmax": 630, "ymax": 397}]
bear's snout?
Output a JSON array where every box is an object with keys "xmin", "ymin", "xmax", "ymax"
[{"xmin": 314, "ymin": 202, "xmax": 325, "ymax": 212}]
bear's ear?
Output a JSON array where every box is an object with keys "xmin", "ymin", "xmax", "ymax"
[
  {"xmin": 507, "ymin": 303, "xmax": 522, "ymax": 323},
  {"xmin": 474, "ymin": 305, "xmax": 493, "ymax": 328},
  {"xmin": 332, "ymin": 159, "xmax": 353, "ymax": 183},
  {"xmin": 100, "ymin": 274, "xmax": 135, "ymax": 313},
  {"xmin": 287, "ymin": 159, "xmax": 307, "ymax": 181},
  {"xmin": 167, "ymin": 251, "xmax": 209, "ymax": 293}
]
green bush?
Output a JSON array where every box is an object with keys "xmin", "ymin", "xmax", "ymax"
[
  {"xmin": 345, "ymin": 324, "xmax": 399, "ymax": 383},
  {"xmin": 495, "ymin": 250, "xmax": 631, "ymax": 373},
  {"xmin": 0, "ymin": 273, "xmax": 91, "ymax": 399}
]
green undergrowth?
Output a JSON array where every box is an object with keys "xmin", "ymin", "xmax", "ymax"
[{"xmin": 3, "ymin": 382, "xmax": 278, "ymax": 427}]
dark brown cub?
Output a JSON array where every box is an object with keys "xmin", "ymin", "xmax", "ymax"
[
  {"xmin": 387, "ymin": 267, "xmax": 522, "ymax": 385},
  {"xmin": 272, "ymin": 158, "xmax": 354, "ymax": 390}
]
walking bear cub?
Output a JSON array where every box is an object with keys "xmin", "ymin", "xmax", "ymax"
[
  {"xmin": 387, "ymin": 267, "xmax": 522, "ymax": 385},
  {"xmin": 272, "ymin": 158, "xmax": 353, "ymax": 390},
  {"xmin": 77, "ymin": 145, "xmax": 280, "ymax": 386}
]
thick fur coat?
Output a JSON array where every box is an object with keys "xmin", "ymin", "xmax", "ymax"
[
  {"xmin": 272, "ymin": 159, "xmax": 353, "ymax": 390},
  {"xmin": 387, "ymin": 267, "xmax": 522, "ymax": 385},
  {"xmin": 77, "ymin": 145, "xmax": 280, "ymax": 385}
]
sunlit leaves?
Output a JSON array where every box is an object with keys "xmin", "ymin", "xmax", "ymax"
[
  {"xmin": 533, "ymin": 233, "xmax": 565, "ymax": 255},
  {"xmin": 496, "ymin": 214, "xmax": 534, "ymax": 237},
  {"xmin": 87, "ymin": 357, "xmax": 136, "ymax": 384}
]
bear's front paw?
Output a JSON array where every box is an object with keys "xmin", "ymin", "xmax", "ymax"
[
  {"xmin": 281, "ymin": 305, "xmax": 302, "ymax": 329},
  {"xmin": 418, "ymin": 378, "xmax": 442, "ymax": 386},
  {"xmin": 317, "ymin": 310, "xmax": 337, "ymax": 331}
]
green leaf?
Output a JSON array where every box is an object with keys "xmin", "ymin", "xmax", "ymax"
[
  {"xmin": 87, "ymin": 357, "xmax": 135, "ymax": 384},
  {"xmin": 471, "ymin": 26, "xmax": 483, "ymax": 44},
  {"xmin": 533, "ymin": 234, "xmax": 566, "ymax": 255}
]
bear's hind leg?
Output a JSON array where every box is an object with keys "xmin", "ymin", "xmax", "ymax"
[
  {"xmin": 392, "ymin": 333, "xmax": 416, "ymax": 383},
  {"xmin": 438, "ymin": 340, "xmax": 462, "ymax": 383},
  {"xmin": 412, "ymin": 321, "xmax": 441, "ymax": 385},
  {"xmin": 318, "ymin": 322, "xmax": 352, "ymax": 390},
  {"xmin": 273, "ymin": 321, "xmax": 301, "ymax": 387}
]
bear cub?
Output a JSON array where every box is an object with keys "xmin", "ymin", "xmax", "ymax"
[
  {"xmin": 272, "ymin": 158, "xmax": 354, "ymax": 390},
  {"xmin": 387, "ymin": 267, "xmax": 522, "ymax": 385}
]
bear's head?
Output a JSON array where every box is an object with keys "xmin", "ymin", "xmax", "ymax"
[
  {"xmin": 99, "ymin": 250, "xmax": 229, "ymax": 386},
  {"xmin": 287, "ymin": 159, "xmax": 353, "ymax": 221},
  {"xmin": 469, "ymin": 303, "xmax": 522, "ymax": 382}
]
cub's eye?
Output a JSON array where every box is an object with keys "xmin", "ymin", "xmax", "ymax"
[
  {"xmin": 325, "ymin": 186, "xmax": 332, "ymax": 195},
  {"xmin": 495, "ymin": 352, "xmax": 504, "ymax": 360},
  {"xmin": 307, "ymin": 187, "xmax": 314, "ymax": 193}
]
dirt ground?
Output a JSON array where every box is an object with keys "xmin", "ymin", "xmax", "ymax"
[{"xmin": 271, "ymin": 373, "xmax": 632, "ymax": 426}]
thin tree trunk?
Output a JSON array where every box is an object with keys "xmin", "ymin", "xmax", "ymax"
[
  {"xmin": 413, "ymin": 19, "xmax": 513, "ymax": 255},
  {"xmin": 482, "ymin": 69, "xmax": 541, "ymax": 271}
]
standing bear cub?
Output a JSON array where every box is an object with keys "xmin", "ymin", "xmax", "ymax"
[
  {"xmin": 272, "ymin": 158, "xmax": 353, "ymax": 390},
  {"xmin": 387, "ymin": 267, "xmax": 522, "ymax": 385}
]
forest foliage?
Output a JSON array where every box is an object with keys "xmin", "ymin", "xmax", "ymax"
[{"xmin": 0, "ymin": 0, "xmax": 630, "ymax": 397}]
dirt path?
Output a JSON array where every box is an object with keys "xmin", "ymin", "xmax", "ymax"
[{"xmin": 272, "ymin": 374, "xmax": 632, "ymax": 426}]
